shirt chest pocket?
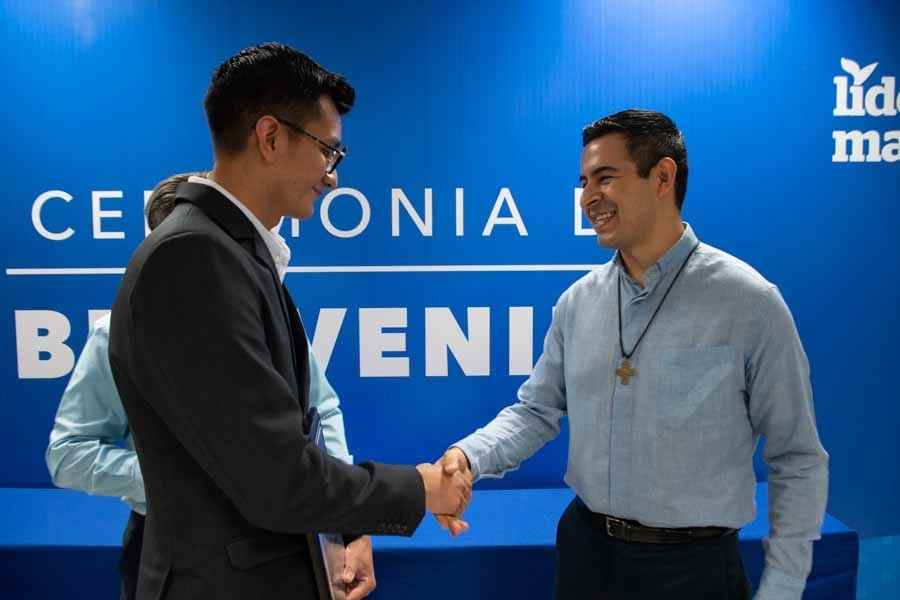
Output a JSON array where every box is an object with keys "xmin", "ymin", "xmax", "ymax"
[{"xmin": 649, "ymin": 345, "xmax": 741, "ymax": 428}]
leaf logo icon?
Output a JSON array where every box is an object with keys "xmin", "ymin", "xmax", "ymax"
[{"xmin": 840, "ymin": 58, "xmax": 879, "ymax": 86}]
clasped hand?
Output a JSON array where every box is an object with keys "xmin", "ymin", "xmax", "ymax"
[{"xmin": 415, "ymin": 447, "xmax": 473, "ymax": 537}]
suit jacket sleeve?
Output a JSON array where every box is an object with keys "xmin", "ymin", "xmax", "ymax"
[{"xmin": 125, "ymin": 232, "xmax": 424, "ymax": 536}]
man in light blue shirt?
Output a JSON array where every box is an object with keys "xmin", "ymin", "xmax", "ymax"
[
  {"xmin": 438, "ymin": 110, "xmax": 828, "ymax": 600},
  {"xmin": 46, "ymin": 173, "xmax": 357, "ymax": 600}
]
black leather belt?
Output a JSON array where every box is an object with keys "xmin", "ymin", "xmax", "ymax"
[{"xmin": 576, "ymin": 498, "xmax": 735, "ymax": 544}]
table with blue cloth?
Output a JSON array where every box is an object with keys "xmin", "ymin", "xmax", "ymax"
[{"xmin": 0, "ymin": 484, "xmax": 857, "ymax": 599}]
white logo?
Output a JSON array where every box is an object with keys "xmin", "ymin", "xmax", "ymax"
[{"xmin": 832, "ymin": 58, "xmax": 899, "ymax": 163}]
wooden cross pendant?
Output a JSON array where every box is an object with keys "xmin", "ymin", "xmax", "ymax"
[{"xmin": 616, "ymin": 358, "xmax": 636, "ymax": 385}]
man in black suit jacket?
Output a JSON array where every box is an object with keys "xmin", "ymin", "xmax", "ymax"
[{"xmin": 109, "ymin": 43, "xmax": 470, "ymax": 600}]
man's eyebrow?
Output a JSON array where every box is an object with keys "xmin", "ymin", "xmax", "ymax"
[{"xmin": 578, "ymin": 165, "xmax": 619, "ymax": 184}]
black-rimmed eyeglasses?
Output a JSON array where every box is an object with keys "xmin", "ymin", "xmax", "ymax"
[{"xmin": 269, "ymin": 116, "xmax": 347, "ymax": 174}]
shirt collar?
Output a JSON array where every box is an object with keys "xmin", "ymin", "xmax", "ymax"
[
  {"xmin": 188, "ymin": 175, "xmax": 291, "ymax": 282},
  {"xmin": 615, "ymin": 222, "xmax": 699, "ymax": 289}
]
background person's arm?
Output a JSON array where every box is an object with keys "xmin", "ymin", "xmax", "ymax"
[
  {"xmin": 308, "ymin": 348, "xmax": 353, "ymax": 465},
  {"xmin": 46, "ymin": 315, "xmax": 145, "ymax": 510}
]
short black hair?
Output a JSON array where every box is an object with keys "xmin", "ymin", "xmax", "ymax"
[
  {"xmin": 204, "ymin": 42, "xmax": 355, "ymax": 154},
  {"xmin": 145, "ymin": 172, "xmax": 205, "ymax": 230},
  {"xmin": 582, "ymin": 109, "xmax": 689, "ymax": 211}
]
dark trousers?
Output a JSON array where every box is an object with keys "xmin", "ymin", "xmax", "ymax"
[
  {"xmin": 119, "ymin": 511, "xmax": 145, "ymax": 600},
  {"xmin": 555, "ymin": 498, "xmax": 752, "ymax": 600}
]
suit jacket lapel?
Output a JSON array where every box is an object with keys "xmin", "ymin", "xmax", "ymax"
[
  {"xmin": 175, "ymin": 182, "xmax": 279, "ymax": 278},
  {"xmin": 280, "ymin": 284, "xmax": 311, "ymax": 423}
]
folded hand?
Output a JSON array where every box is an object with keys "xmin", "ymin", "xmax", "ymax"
[{"xmin": 342, "ymin": 535, "xmax": 375, "ymax": 600}]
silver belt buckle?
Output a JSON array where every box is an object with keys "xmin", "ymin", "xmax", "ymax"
[{"xmin": 606, "ymin": 516, "xmax": 625, "ymax": 538}]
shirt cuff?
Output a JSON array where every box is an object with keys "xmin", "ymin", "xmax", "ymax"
[
  {"xmin": 122, "ymin": 497, "xmax": 147, "ymax": 516},
  {"xmin": 754, "ymin": 565, "xmax": 807, "ymax": 600},
  {"xmin": 332, "ymin": 453, "xmax": 354, "ymax": 465},
  {"xmin": 128, "ymin": 456, "xmax": 146, "ymax": 504},
  {"xmin": 450, "ymin": 441, "xmax": 483, "ymax": 480}
]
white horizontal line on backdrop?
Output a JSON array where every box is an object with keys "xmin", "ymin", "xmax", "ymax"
[{"xmin": 6, "ymin": 264, "xmax": 600, "ymax": 276}]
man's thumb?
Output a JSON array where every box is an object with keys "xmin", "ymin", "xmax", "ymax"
[{"xmin": 342, "ymin": 565, "xmax": 355, "ymax": 583}]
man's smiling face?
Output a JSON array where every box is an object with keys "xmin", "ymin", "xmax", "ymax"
[{"xmin": 579, "ymin": 133, "xmax": 661, "ymax": 252}]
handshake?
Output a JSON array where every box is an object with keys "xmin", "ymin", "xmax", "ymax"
[{"xmin": 414, "ymin": 447, "xmax": 474, "ymax": 537}]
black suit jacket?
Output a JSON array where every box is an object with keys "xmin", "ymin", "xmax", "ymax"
[{"xmin": 109, "ymin": 183, "xmax": 425, "ymax": 599}]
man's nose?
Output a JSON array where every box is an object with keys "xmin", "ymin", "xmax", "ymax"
[
  {"xmin": 580, "ymin": 190, "xmax": 599, "ymax": 209},
  {"xmin": 323, "ymin": 170, "xmax": 338, "ymax": 189}
]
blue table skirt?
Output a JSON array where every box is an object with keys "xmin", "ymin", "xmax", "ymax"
[{"xmin": 0, "ymin": 484, "xmax": 857, "ymax": 599}]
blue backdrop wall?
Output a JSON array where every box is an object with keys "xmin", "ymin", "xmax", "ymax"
[{"xmin": 2, "ymin": 0, "xmax": 898, "ymax": 544}]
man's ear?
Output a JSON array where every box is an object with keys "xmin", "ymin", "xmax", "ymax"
[
  {"xmin": 655, "ymin": 157, "xmax": 677, "ymax": 200},
  {"xmin": 253, "ymin": 115, "xmax": 281, "ymax": 164}
]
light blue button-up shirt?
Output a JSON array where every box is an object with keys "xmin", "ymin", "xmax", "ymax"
[
  {"xmin": 46, "ymin": 313, "xmax": 354, "ymax": 516},
  {"xmin": 455, "ymin": 224, "xmax": 828, "ymax": 600}
]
